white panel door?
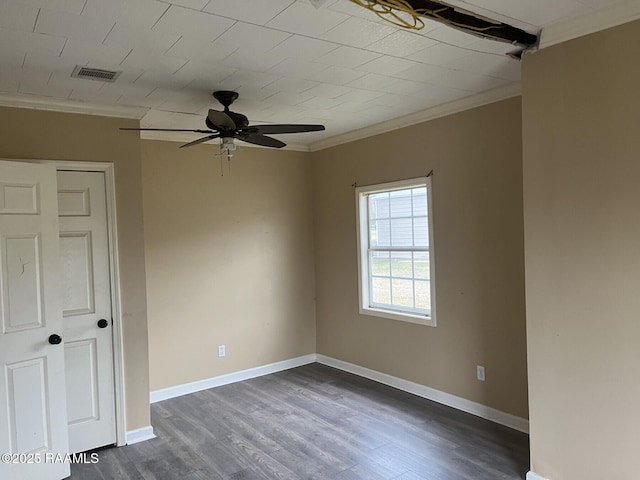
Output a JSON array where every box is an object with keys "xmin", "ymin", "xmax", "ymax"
[
  {"xmin": 57, "ymin": 171, "xmax": 116, "ymax": 454},
  {"xmin": 0, "ymin": 160, "xmax": 70, "ymax": 480}
]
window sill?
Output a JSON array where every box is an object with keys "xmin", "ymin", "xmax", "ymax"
[{"xmin": 359, "ymin": 306, "xmax": 436, "ymax": 327}]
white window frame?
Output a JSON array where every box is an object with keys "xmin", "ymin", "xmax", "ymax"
[{"xmin": 355, "ymin": 176, "xmax": 436, "ymax": 326}]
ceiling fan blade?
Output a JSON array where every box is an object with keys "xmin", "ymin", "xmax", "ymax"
[
  {"xmin": 237, "ymin": 133, "xmax": 286, "ymax": 148},
  {"xmin": 179, "ymin": 134, "xmax": 220, "ymax": 149},
  {"xmin": 207, "ymin": 109, "xmax": 236, "ymax": 130},
  {"xmin": 248, "ymin": 124, "xmax": 325, "ymax": 135},
  {"xmin": 120, "ymin": 128, "xmax": 215, "ymax": 133},
  {"xmin": 226, "ymin": 111, "xmax": 249, "ymax": 130}
]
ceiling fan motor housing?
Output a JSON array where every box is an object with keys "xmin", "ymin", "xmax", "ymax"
[{"xmin": 213, "ymin": 90, "xmax": 239, "ymax": 109}]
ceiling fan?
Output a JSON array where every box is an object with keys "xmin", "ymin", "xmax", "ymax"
[{"xmin": 120, "ymin": 90, "xmax": 326, "ymax": 150}]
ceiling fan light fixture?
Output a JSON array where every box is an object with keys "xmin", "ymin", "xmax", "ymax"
[{"xmin": 221, "ymin": 137, "xmax": 236, "ymax": 151}]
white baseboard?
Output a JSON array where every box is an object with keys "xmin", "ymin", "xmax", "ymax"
[
  {"xmin": 149, "ymin": 352, "xmax": 529, "ymax": 434},
  {"xmin": 527, "ymin": 471, "xmax": 549, "ymax": 480},
  {"xmin": 316, "ymin": 354, "xmax": 530, "ymax": 434},
  {"xmin": 126, "ymin": 426, "xmax": 156, "ymax": 445},
  {"xmin": 150, "ymin": 354, "xmax": 317, "ymax": 404}
]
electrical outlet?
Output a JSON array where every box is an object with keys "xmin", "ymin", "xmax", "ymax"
[
  {"xmin": 477, "ymin": 365, "xmax": 485, "ymax": 381},
  {"xmin": 218, "ymin": 345, "xmax": 225, "ymax": 358}
]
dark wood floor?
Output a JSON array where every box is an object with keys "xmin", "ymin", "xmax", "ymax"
[{"xmin": 70, "ymin": 363, "xmax": 529, "ymax": 480}]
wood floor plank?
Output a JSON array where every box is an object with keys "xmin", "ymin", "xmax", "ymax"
[
  {"xmin": 332, "ymin": 460, "xmax": 402, "ymax": 480},
  {"xmin": 151, "ymin": 418, "xmax": 248, "ymax": 478},
  {"xmin": 366, "ymin": 443, "xmax": 468, "ymax": 480},
  {"xmin": 267, "ymin": 446, "xmax": 344, "ymax": 479},
  {"xmin": 123, "ymin": 438, "xmax": 207, "ymax": 480},
  {"xmin": 70, "ymin": 363, "xmax": 528, "ymax": 480}
]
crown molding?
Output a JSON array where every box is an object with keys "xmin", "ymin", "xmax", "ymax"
[
  {"xmin": 539, "ymin": 0, "xmax": 640, "ymax": 49},
  {"xmin": 0, "ymin": 84, "xmax": 525, "ymax": 155},
  {"xmin": 0, "ymin": 92, "xmax": 148, "ymax": 119},
  {"xmin": 139, "ymin": 130, "xmax": 310, "ymax": 153},
  {"xmin": 308, "ymin": 83, "xmax": 521, "ymax": 152}
]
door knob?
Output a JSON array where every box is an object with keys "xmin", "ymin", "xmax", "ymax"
[
  {"xmin": 48, "ymin": 334, "xmax": 62, "ymax": 345},
  {"xmin": 97, "ymin": 319, "xmax": 109, "ymax": 329}
]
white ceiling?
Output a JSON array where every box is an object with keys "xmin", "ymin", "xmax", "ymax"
[{"xmin": 0, "ymin": 0, "xmax": 622, "ymax": 147}]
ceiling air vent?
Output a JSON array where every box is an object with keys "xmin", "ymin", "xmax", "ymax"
[{"xmin": 71, "ymin": 65, "xmax": 121, "ymax": 83}]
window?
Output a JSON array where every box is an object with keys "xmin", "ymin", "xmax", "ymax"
[{"xmin": 355, "ymin": 177, "xmax": 436, "ymax": 326}]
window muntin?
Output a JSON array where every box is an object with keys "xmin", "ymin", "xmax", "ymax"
[{"xmin": 356, "ymin": 178, "xmax": 436, "ymax": 326}]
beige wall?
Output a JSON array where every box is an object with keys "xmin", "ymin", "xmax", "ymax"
[
  {"xmin": 522, "ymin": 21, "xmax": 640, "ymax": 480},
  {"xmin": 0, "ymin": 106, "xmax": 150, "ymax": 430},
  {"xmin": 312, "ymin": 97, "xmax": 528, "ymax": 419},
  {"xmin": 141, "ymin": 140, "xmax": 316, "ymax": 391}
]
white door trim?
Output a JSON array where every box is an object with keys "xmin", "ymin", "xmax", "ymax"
[{"xmin": 1, "ymin": 159, "xmax": 127, "ymax": 447}]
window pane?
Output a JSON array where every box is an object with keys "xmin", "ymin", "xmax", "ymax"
[
  {"xmin": 414, "ymin": 252, "xmax": 430, "ymax": 280},
  {"xmin": 413, "ymin": 216, "xmax": 428, "ymax": 247},
  {"xmin": 412, "ymin": 188, "xmax": 427, "ymax": 216},
  {"xmin": 415, "ymin": 280, "xmax": 431, "ymax": 310},
  {"xmin": 390, "ymin": 218, "xmax": 412, "ymax": 247},
  {"xmin": 370, "ymin": 219, "xmax": 390, "ymax": 247},
  {"xmin": 390, "ymin": 251, "xmax": 412, "ymax": 278},
  {"xmin": 392, "ymin": 278, "xmax": 413, "ymax": 307},
  {"xmin": 359, "ymin": 180, "xmax": 434, "ymax": 321},
  {"xmin": 371, "ymin": 252, "xmax": 390, "ymax": 276},
  {"xmin": 390, "ymin": 189, "xmax": 412, "ymax": 217},
  {"xmin": 369, "ymin": 192, "xmax": 389, "ymax": 219},
  {"xmin": 372, "ymin": 277, "xmax": 391, "ymax": 305}
]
